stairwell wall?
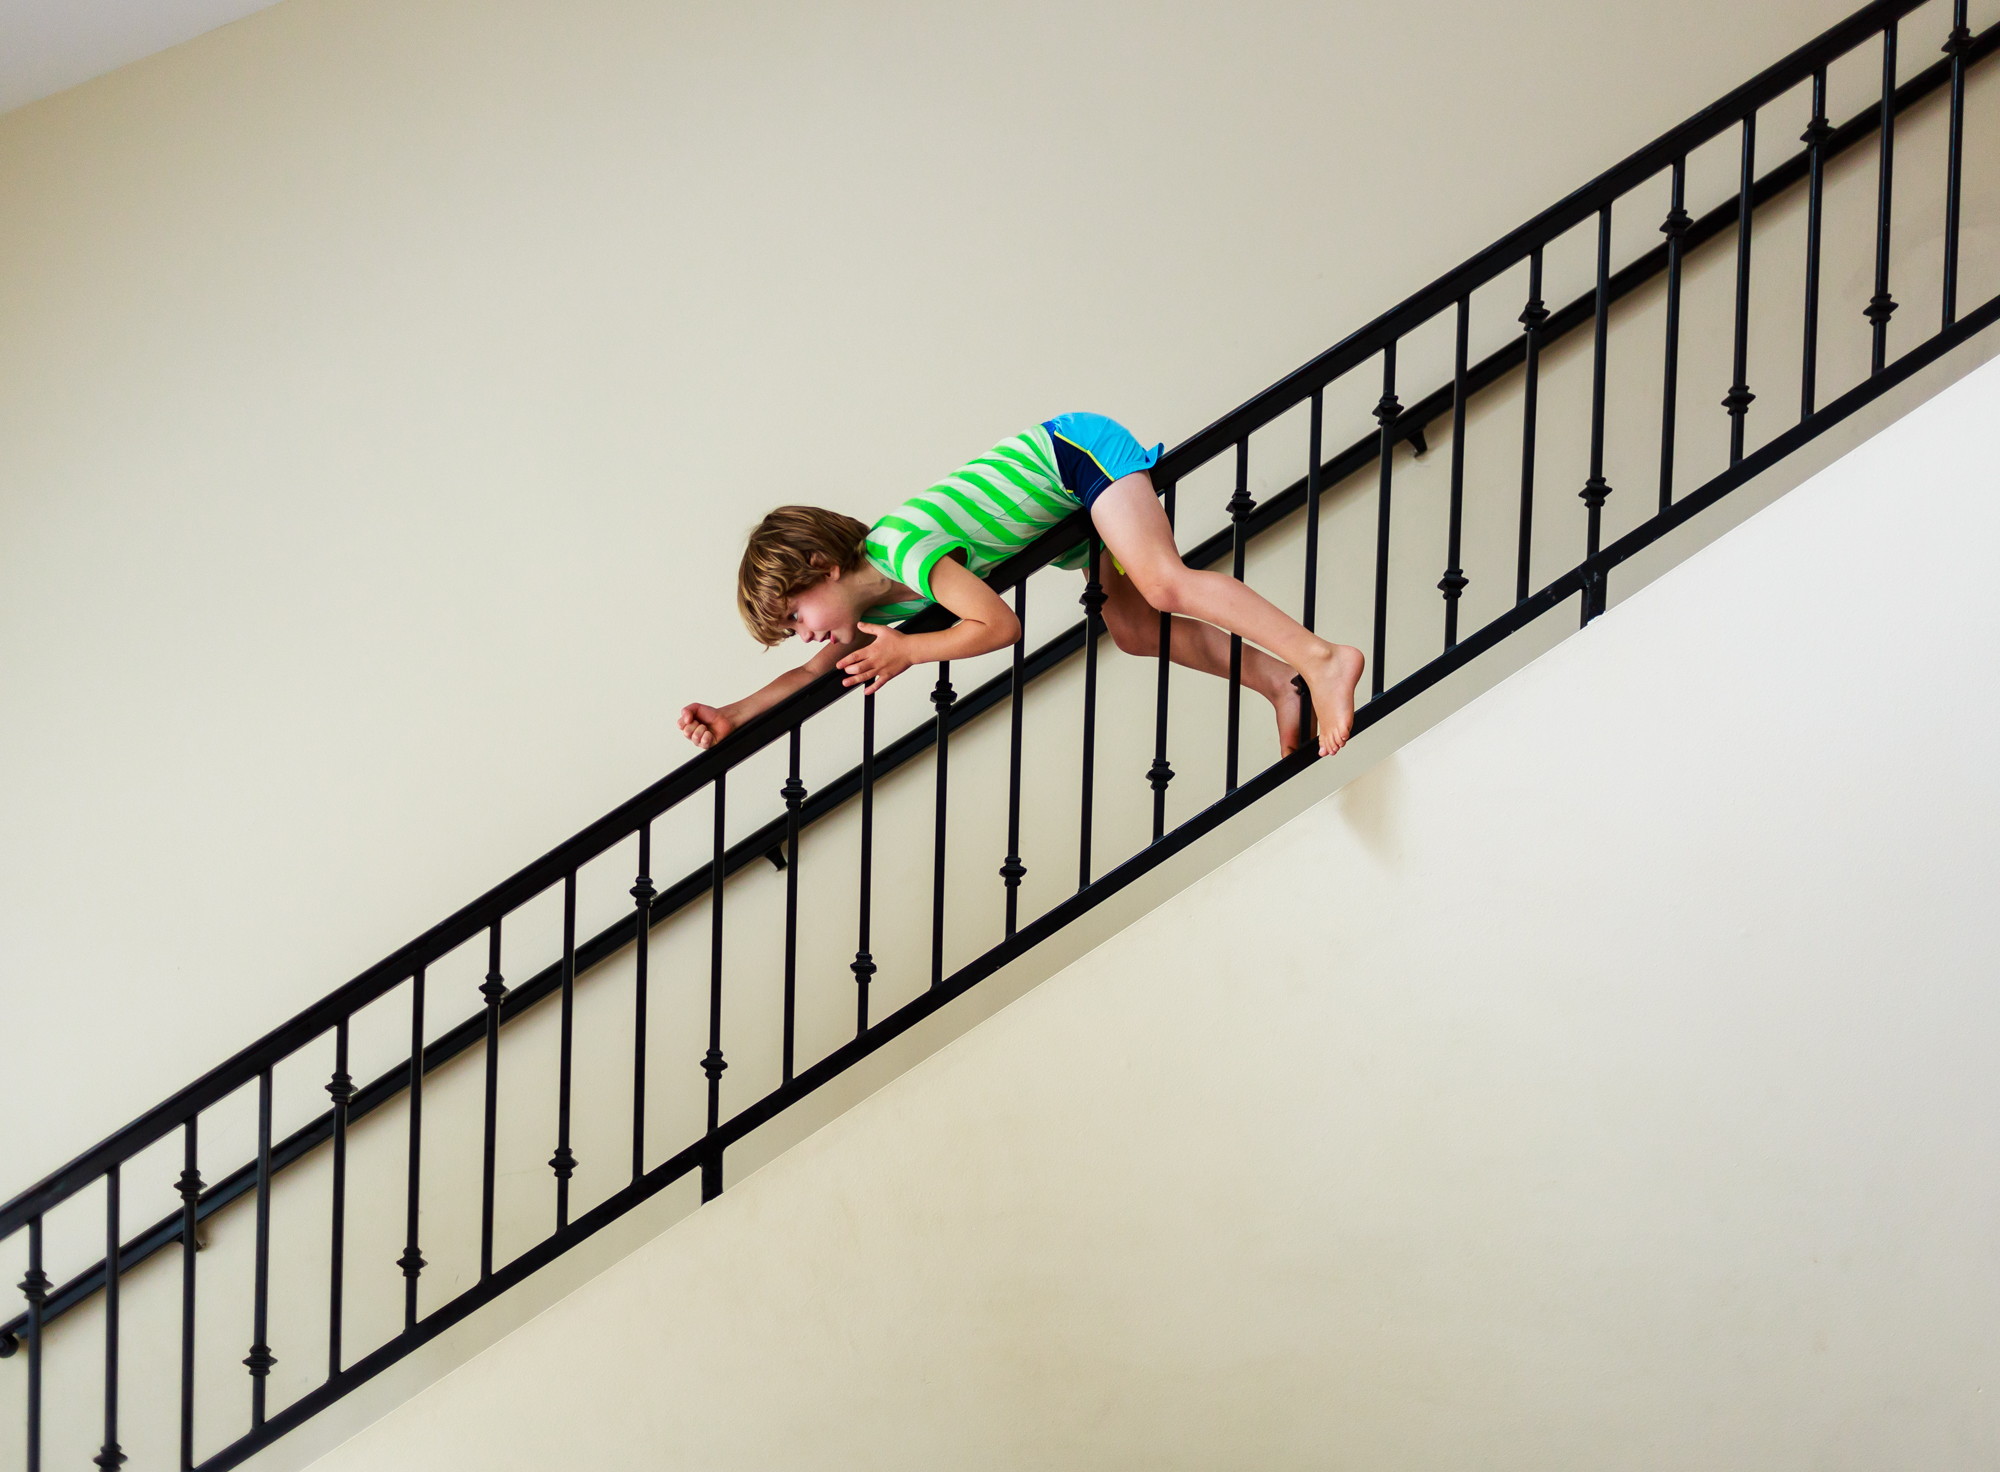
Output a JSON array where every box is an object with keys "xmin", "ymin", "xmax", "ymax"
[{"xmin": 2, "ymin": 1, "xmax": 1997, "ymax": 1467}]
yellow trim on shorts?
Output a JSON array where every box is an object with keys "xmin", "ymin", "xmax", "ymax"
[{"xmin": 1050, "ymin": 430, "xmax": 1117, "ymax": 490}]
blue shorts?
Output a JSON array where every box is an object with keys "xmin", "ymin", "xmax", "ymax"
[{"xmin": 1042, "ymin": 413, "xmax": 1164, "ymax": 509}]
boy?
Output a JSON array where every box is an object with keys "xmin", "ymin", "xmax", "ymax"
[{"xmin": 678, "ymin": 413, "xmax": 1365, "ymax": 759}]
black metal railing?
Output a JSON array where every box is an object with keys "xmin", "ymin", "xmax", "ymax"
[{"xmin": 5, "ymin": 2, "xmax": 1996, "ymax": 1466}]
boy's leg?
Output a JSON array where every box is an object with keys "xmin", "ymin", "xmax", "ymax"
[
  {"xmin": 1089, "ymin": 471, "xmax": 1365, "ymax": 755},
  {"xmin": 1098, "ymin": 556, "xmax": 1307, "ymax": 756}
]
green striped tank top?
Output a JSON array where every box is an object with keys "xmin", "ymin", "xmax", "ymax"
[{"xmin": 861, "ymin": 424, "xmax": 1089, "ymax": 623}]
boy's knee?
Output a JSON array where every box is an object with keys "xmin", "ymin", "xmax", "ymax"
[
  {"xmin": 1136, "ymin": 566, "xmax": 1194, "ymax": 617},
  {"xmin": 1105, "ymin": 613, "xmax": 1154, "ymax": 657},
  {"xmin": 1099, "ymin": 598, "xmax": 1150, "ymax": 655}
]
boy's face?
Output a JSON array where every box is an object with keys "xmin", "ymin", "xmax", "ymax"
[{"xmin": 785, "ymin": 567, "xmax": 865, "ymax": 646}]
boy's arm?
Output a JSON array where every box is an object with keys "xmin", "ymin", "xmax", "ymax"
[
  {"xmin": 678, "ymin": 641, "xmax": 845, "ymax": 750},
  {"xmin": 835, "ymin": 556, "xmax": 1022, "ymax": 695}
]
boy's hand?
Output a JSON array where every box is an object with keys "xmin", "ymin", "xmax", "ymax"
[
  {"xmin": 836, "ymin": 624, "xmax": 911, "ymax": 693},
  {"xmin": 678, "ymin": 702, "xmax": 736, "ymax": 749}
]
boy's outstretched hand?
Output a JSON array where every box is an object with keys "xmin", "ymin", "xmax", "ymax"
[
  {"xmin": 836, "ymin": 624, "xmax": 911, "ymax": 693},
  {"xmin": 678, "ymin": 703, "xmax": 736, "ymax": 749}
]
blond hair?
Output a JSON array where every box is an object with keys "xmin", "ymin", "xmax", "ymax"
[{"xmin": 737, "ymin": 505, "xmax": 870, "ymax": 646}]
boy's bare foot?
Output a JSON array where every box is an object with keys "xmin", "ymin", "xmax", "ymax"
[
  {"xmin": 1269, "ymin": 675, "xmax": 1304, "ymax": 756},
  {"xmin": 1296, "ymin": 643, "xmax": 1365, "ymax": 756}
]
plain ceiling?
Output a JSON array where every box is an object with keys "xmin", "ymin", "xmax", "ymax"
[{"xmin": 0, "ymin": 0, "xmax": 284, "ymax": 115}]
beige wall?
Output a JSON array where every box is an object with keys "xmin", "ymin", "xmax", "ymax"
[
  {"xmin": 300, "ymin": 351, "xmax": 2000, "ymax": 1472},
  {"xmin": 3, "ymin": 0, "xmax": 1998, "ymax": 1466}
]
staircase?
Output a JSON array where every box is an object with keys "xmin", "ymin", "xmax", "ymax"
[
  {"xmin": 5, "ymin": 2, "xmax": 1997, "ymax": 1467},
  {"xmin": 301, "ymin": 351, "xmax": 2000, "ymax": 1471}
]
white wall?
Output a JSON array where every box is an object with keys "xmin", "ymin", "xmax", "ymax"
[
  {"xmin": 4, "ymin": 0, "xmax": 1999, "ymax": 1465},
  {"xmin": 16, "ymin": 0, "xmax": 1994, "ymax": 1193},
  {"xmin": 299, "ymin": 351, "xmax": 2000, "ymax": 1471}
]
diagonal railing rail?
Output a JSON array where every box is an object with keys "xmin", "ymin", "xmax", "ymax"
[{"xmin": 5, "ymin": 2, "xmax": 1996, "ymax": 1467}]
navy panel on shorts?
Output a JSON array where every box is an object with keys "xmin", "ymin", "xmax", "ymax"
[{"xmin": 1042, "ymin": 412, "xmax": 1165, "ymax": 508}]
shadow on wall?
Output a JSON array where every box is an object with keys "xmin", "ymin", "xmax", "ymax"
[{"xmin": 1334, "ymin": 753, "xmax": 1407, "ymax": 869}]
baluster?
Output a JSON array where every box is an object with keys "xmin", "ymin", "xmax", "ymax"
[
  {"xmin": 398, "ymin": 970, "xmax": 426, "ymax": 1332},
  {"xmin": 1723, "ymin": 115, "xmax": 1758, "ymax": 465},
  {"xmin": 551, "ymin": 875, "xmax": 578, "ymax": 1229},
  {"xmin": 480, "ymin": 926, "xmax": 504, "ymax": 1278},
  {"xmin": 1299, "ymin": 396, "xmax": 1323, "ymax": 741},
  {"xmin": 178, "ymin": 1119, "xmax": 202, "ymax": 1470},
  {"xmin": 1148, "ymin": 483, "xmax": 1176, "ymax": 841},
  {"xmin": 1942, "ymin": 1, "xmax": 1971, "ymax": 328},
  {"xmin": 1079, "ymin": 530, "xmax": 1105, "ymax": 885},
  {"xmin": 1802, "ymin": 69, "xmax": 1831, "ymax": 418},
  {"xmin": 781, "ymin": 732, "xmax": 805, "ymax": 1081},
  {"xmin": 326, "ymin": 1021, "xmax": 352, "ymax": 1374},
  {"xmin": 702, "ymin": 774, "xmax": 730, "ymax": 1201},
  {"xmin": 96, "ymin": 1165, "xmax": 124, "ymax": 1469},
  {"xmin": 1660, "ymin": 158, "xmax": 1691, "ymax": 507},
  {"xmin": 1867, "ymin": 22, "xmax": 1900, "ymax": 373},
  {"xmin": 1302, "ymin": 399, "xmax": 1323, "ymax": 632},
  {"xmin": 852, "ymin": 700, "xmax": 877, "ymax": 1026},
  {"xmin": 1517, "ymin": 251, "xmax": 1548, "ymax": 603},
  {"xmin": 1440, "ymin": 296, "xmax": 1471, "ymax": 648},
  {"xmin": 22, "ymin": 1215, "xmax": 46, "ymax": 1472},
  {"xmin": 1371, "ymin": 342, "xmax": 1401, "ymax": 695},
  {"xmin": 630, "ymin": 830, "xmax": 654, "ymax": 1180},
  {"xmin": 1580, "ymin": 204, "xmax": 1614, "ymax": 625},
  {"xmin": 245, "ymin": 1069, "xmax": 275, "ymax": 1426},
  {"xmin": 1225, "ymin": 443, "xmax": 1253, "ymax": 792},
  {"xmin": 1001, "ymin": 585, "xmax": 1029, "ymax": 931},
  {"xmin": 930, "ymin": 663, "xmax": 955, "ymax": 987}
]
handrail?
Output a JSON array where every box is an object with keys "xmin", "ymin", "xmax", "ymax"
[{"xmin": 1, "ymin": 0, "xmax": 1979, "ymax": 1244}]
